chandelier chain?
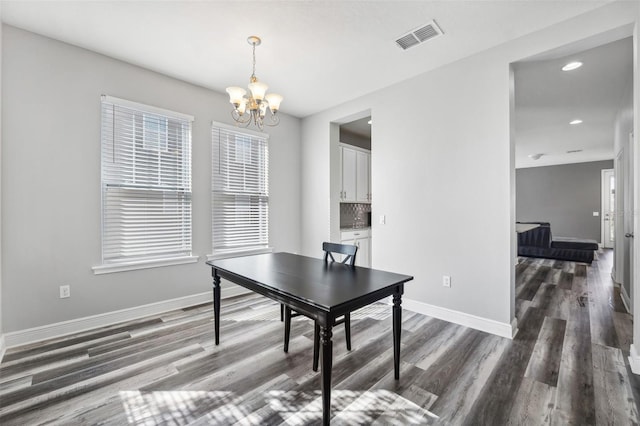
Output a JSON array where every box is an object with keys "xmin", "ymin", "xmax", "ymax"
[{"xmin": 251, "ymin": 42, "xmax": 256, "ymax": 80}]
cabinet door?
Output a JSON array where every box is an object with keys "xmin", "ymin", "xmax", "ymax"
[
  {"xmin": 354, "ymin": 237, "xmax": 371, "ymax": 268},
  {"xmin": 356, "ymin": 151, "xmax": 370, "ymax": 202},
  {"xmin": 341, "ymin": 147, "xmax": 357, "ymax": 201}
]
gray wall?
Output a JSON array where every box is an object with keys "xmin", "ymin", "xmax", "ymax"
[
  {"xmin": 516, "ymin": 160, "xmax": 613, "ymax": 242},
  {"xmin": 1, "ymin": 25, "xmax": 301, "ymax": 332},
  {"xmin": 0, "ymin": 5, "xmax": 3, "ymax": 341},
  {"xmin": 339, "ymin": 129, "xmax": 370, "ymax": 150}
]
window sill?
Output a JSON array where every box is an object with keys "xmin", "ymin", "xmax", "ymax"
[
  {"xmin": 207, "ymin": 247, "xmax": 274, "ymax": 261},
  {"xmin": 92, "ymin": 255, "xmax": 199, "ymax": 275}
]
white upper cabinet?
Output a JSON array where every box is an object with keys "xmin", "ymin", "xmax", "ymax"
[
  {"xmin": 339, "ymin": 144, "xmax": 371, "ymax": 203},
  {"xmin": 341, "ymin": 147, "xmax": 357, "ymax": 202},
  {"xmin": 356, "ymin": 150, "xmax": 370, "ymax": 202}
]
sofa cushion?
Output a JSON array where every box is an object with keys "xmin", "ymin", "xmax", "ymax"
[
  {"xmin": 551, "ymin": 237, "xmax": 599, "ymax": 251},
  {"xmin": 518, "ymin": 245, "xmax": 594, "ymax": 264}
]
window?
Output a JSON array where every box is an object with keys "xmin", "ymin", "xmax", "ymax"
[
  {"xmin": 97, "ymin": 95, "xmax": 194, "ymax": 270},
  {"xmin": 211, "ymin": 122, "xmax": 269, "ymax": 255}
]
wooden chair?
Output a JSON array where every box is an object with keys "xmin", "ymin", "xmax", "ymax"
[{"xmin": 283, "ymin": 242, "xmax": 358, "ymax": 371}]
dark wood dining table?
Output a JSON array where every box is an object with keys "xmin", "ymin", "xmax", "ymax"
[{"xmin": 206, "ymin": 252, "xmax": 414, "ymax": 425}]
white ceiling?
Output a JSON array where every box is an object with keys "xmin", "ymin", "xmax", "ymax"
[
  {"xmin": 514, "ymin": 36, "xmax": 633, "ymax": 169},
  {"xmin": 1, "ymin": 0, "xmax": 612, "ymax": 119},
  {"xmin": 3, "ymin": 0, "xmax": 630, "ymax": 168}
]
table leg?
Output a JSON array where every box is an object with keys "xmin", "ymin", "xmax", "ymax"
[
  {"xmin": 284, "ymin": 306, "xmax": 291, "ymax": 353},
  {"xmin": 313, "ymin": 322, "xmax": 320, "ymax": 372},
  {"xmin": 393, "ymin": 292, "xmax": 402, "ymax": 380},
  {"xmin": 321, "ymin": 324, "xmax": 333, "ymax": 426},
  {"xmin": 213, "ymin": 271, "xmax": 221, "ymax": 345}
]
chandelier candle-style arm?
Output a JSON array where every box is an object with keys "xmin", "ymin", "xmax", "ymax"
[{"xmin": 226, "ymin": 35, "xmax": 283, "ymax": 130}]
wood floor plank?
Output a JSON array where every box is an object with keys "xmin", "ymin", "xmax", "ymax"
[
  {"xmin": 518, "ymin": 266, "xmax": 551, "ymax": 301},
  {"xmin": 592, "ymin": 343, "xmax": 640, "ymax": 425},
  {"xmin": 428, "ymin": 333, "xmax": 509, "ymax": 424},
  {"xmin": 462, "ymin": 307, "xmax": 546, "ymax": 425},
  {"xmin": 524, "ymin": 316, "xmax": 566, "ymax": 386},
  {"xmin": 557, "ymin": 270, "xmax": 574, "ymax": 290},
  {"xmin": 552, "ymin": 293, "xmax": 595, "ymax": 425},
  {"xmin": 1, "ymin": 318, "xmax": 162, "ymax": 363},
  {"xmin": 508, "ymin": 376, "xmax": 556, "ymax": 424}
]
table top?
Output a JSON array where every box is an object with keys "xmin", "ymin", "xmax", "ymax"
[{"xmin": 207, "ymin": 252, "xmax": 413, "ymax": 311}]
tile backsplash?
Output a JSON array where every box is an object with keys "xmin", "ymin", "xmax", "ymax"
[{"xmin": 340, "ymin": 203, "xmax": 372, "ymax": 228}]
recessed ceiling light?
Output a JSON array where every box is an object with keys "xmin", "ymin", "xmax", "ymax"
[
  {"xmin": 528, "ymin": 153, "xmax": 544, "ymax": 160},
  {"xmin": 570, "ymin": 119, "xmax": 583, "ymax": 125},
  {"xmin": 567, "ymin": 149, "xmax": 583, "ymax": 154},
  {"xmin": 562, "ymin": 61, "xmax": 583, "ymax": 71}
]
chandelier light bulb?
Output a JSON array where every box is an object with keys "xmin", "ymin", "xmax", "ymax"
[
  {"xmin": 226, "ymin": 87, "xmax": 246, "ymax": 106},
  {"xmin": 265, "ymin": 93, "xmax": 283, "ymax": 112},
  {"xmin": 248, "ymin": 80, "xmax": 268, "ymax": 102}
]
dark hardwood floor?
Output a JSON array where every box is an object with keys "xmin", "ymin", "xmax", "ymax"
[{"xmin": 0, "ymin": 249, "xmax": 638, "ymax": 424}]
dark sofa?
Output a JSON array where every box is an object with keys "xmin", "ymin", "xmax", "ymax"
[{"xmin": 517, "ymin": 222, "xmax": 598, "ymax": 264}]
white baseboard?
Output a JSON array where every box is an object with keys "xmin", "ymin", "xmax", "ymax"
[
  {"xmin": 620, "ymin": 284, "xmax": 632, "ymax": 314},
  {"xmin": 629, "ymin": 344, "xmax": 640, "ymax": 375},
  {"xmin": 0, "ymin": 334, "xmax": 6, "ymax": 361},
  {"xmin": 402, "ymin": 298, "xmax": 516, "ymax": 339},
  {"xmin": 4, "ymin": 284, "xmax": 250, "ymax": 349}
]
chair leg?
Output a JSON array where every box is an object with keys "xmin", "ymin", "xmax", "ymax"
[
  {"xmin": 280, "ymin": 304, "xmax": 284, "ymax": 322},
  {"xmin": 345, "ymin": 313, "xmax": 351, "ymax": 351},
  {"xmin": 313, "ymin": 322, "xmax": 320, "ymax": 372},
  {"xmin": 284, "ymin": 307, "xmax": 292, "ymax": 353}
]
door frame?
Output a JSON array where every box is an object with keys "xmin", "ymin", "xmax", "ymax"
[{"xmin": 602, "ymin": 168, "xmax": 615, "ymax": 249}]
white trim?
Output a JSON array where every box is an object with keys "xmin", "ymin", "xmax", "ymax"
[
  {"xmin": 510, "ymin": 318, "xmax": 519, "ymax": 339},
  {"xmin": 211, "ymin": 120, "xmax": 270, "ymax": 139},
  {"xmin": 403, "ymin": 297, "xmax": 516, "ymax": 339},
  {"xmin": 629, "ymin": 344, "xmax": 640, "ymax": 375},
  {"xmin": 101, "ymin": 95, "xmax": 194, "ymax": 122},
  {"xmin": 338, "ymin": 142, "xmax": 371, "ymax": 155},
  {"xmin": 3, "ymin": 286, "xmax": 248, "ymax": 348},
  {"xmin": 620, "ymin": 283, "xmax": 632, "ymax": 314},
  {"xmin": 92, "ymin": 255, "xmax": 199, "ymax": 275},
  {"xmin": 207, "ymin": 247, "xmax": 274, "ymax": 261},
  {"xmin": 0, "ymin": 335, "xmax": 6, "ymax": 362}
]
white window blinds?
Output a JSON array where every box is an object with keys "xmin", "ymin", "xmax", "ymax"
[
  {"xmin": 100, "ymin": 96, "xmax": 193, "ymax": 264},
  {"xmin": 212, "ymin": 123, "xmax": 269, "ymax": 254}
]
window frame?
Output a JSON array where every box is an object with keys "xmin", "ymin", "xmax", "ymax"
[
  {"xmin": 209, "ymin": 121, "xmax": 272, "ymax": 260},
  {"xmin": 93, "ymin": 95, "xmax": 197, "ymax": 274}
]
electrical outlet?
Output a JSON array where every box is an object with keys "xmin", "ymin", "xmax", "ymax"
[
  {"xmin": 442, "ymin": 275, "xmax": 451, "ymax": 288},
  {"xmin": 379, "ymin": 215, "xmax": 386, "ymax": 225},
  {"xmin": 59, "ymin": 285, "xmax": 70, "ymax": 299}
]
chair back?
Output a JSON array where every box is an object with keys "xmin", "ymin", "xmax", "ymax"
[{"xmin": 323, "ymin": 242, "xmax": 358, "ymax": 266}]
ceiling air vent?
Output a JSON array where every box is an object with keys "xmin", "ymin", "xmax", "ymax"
[{"xmin": 395, "ymin": 20, "xmax": 443, "ymax": 50}]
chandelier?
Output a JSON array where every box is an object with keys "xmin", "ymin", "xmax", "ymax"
[{"xmin": 226, "ymin": 36, "xmax": 283, "ymax": 130}]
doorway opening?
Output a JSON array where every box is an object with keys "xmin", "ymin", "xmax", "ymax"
[{"xmin": 602, "ymin": 168, "xmax": 615, "ymax": 249}]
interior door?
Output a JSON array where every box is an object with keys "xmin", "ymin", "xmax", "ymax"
[{"xmin": 603, "ymin": 168, "xmax": 615, "ymax": 249}]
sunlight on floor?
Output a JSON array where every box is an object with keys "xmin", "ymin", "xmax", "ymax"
[{"xmin": 119, "ymin": 388, "xmax": 438, "ymax": 424}]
